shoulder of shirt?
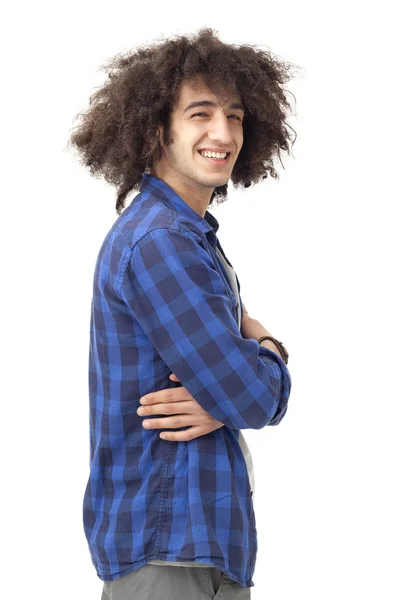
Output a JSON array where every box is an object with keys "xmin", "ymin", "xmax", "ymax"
[
  {"xmin": 104, "ymin": 191, "xmax": 206, "ymax": 297},
  {"xmin": 114, "ymin": 192, "xmax": 204, "ymax": 250}
]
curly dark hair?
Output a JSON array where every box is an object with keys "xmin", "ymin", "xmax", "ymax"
[{"xmin": 67, "ymin": 28, "xmax": 302, "ymax": 215}]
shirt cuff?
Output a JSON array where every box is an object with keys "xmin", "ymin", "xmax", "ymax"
[{"xmin": 258, "ymin": 344, "xmax": 292, "ymax": 426}]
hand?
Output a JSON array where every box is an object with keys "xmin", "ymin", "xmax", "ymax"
[
  {"xmin": 242, "ymin": 301, "xmax": 250, "ymax": 323},
  {"xmin": 240, "ymin": 300, "xmax": 275, "ymax": 346},
  {"xmin": 241, "ymin": 314, "xmax": 273, "ymax": 341},
  {"xmin": 241, "ymin": 301, "xmax": 264, "ymax": 338},
  {"xmin": 137, "ymin": 373, "xmax": 225, "ymax": 441}
]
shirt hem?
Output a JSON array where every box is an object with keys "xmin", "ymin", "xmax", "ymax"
[{"xmin": 95, "ymin": 555, "xmax": 254, "ymax": 588}]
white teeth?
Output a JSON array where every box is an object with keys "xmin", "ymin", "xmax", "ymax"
[{"xmin": 200, "ymin": 151, "xmax": 227, "ymax": 159}]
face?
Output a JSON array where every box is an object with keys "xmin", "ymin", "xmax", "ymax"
[{"xmin": 153, "ymin": 76, "xmax": 245, "ymax": 198}]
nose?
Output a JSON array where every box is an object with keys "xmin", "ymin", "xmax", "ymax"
[{"xmin": 207, "ymin": 112, "xmax": 234, "ymax": 146}]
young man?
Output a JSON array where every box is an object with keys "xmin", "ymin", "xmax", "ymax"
[{"xmin": 71, "ymin": 28, "xmax": 294, "ymax": 600}]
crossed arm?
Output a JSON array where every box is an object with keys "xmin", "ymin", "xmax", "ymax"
[
  {"xmin": 119, "ymin": 227, "xmax": 291, "ymax": 438},
  {"xmin": 135, "ymin": 302, "xmax": 287, "ymax": 441}
]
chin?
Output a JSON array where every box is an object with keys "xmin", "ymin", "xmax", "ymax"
[
  {"xmin": 214, "ymin": 177, "xmax": 230, "ymax": 187},
  {"xmin": 205, "ymin": 173, "xmax": 230, "ymax": 185}
]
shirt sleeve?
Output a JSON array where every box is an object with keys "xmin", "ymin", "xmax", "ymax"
[{"xmin": 117, "ymin": 226, "xmax": 292, "ymax": 430}]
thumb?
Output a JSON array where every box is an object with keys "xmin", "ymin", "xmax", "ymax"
[{"xmin": 169, "ymin": 373, "xmax": 180, "ymax": 381}]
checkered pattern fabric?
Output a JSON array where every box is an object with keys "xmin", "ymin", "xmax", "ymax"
[{"xmin": 83, "ymin": 173, "xmax": 292, "ymax": 587}]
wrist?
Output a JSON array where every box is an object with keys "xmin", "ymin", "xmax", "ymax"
[{"xmin": 259, "ymin": 338, "xmax": 282, "ymax": 358}]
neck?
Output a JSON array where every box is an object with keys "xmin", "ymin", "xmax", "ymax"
[{"xmin": 150, "ymin": 166, "xmax": 211, "ymax": 219}]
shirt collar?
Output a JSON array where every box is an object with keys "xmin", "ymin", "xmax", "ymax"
[{"xmin": 139, "ymin": 173, "xmax": 219, "ymax": 235}]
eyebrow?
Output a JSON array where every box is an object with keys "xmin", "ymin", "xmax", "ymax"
[{"xmin": 183, "ymin": 100, "xmax": 245, "ymax": 114}]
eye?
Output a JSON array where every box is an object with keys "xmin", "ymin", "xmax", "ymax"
[{"xmin": 191, "ymin": 112, "xmax": 242, "ymax": 121}]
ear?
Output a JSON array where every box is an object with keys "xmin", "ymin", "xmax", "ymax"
[{"xmin": 156, "ymin": 126, "xmax": 164, "ymax": 151}]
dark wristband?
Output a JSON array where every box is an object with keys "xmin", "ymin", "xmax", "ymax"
[{"xmin": 257, "ymin": 336, "xmax": 289, "ymax": 365}]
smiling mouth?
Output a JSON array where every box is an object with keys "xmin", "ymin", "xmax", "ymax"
[{"xmin": 197, "ymin": 151, "xmax": 231, "ymax": 165}]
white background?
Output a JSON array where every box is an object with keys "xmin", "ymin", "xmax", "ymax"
[{"xmin": 2, "ymin": 1, "xmax": 399, "ymax": 599}]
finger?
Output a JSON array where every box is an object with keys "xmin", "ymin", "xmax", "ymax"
[
  {"xmin": 140, "ymin": 387, "xmax": 189, "ymax": 405},
  {"xmin": 142, "ymin": 414, "xmax": 207, "ymax": 430},
  {"xmin": 169, "ymin": 373, "xmax": 180, "ymax": 382},
  {"xmin": 138, "ymin": 400, "xmax": 198, "ymax": 417},
  {"xmin": 159, "ymin": 425, "xmax": 216, "ymax": 442}
]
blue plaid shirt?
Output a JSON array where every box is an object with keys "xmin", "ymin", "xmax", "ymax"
[{"xmin": 84, "ymin": 173, "xmax": 292, "ymax": 587}]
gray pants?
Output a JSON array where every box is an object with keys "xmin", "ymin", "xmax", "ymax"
[{"xmin": 101, "ymin": 564, "xmax": 251, "ymax": 599}]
